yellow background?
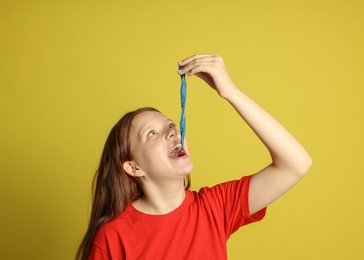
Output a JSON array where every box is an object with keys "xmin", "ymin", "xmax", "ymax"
[{"xmin": 1, "ymin": 0, "xmax": 363, "ymax": 259}]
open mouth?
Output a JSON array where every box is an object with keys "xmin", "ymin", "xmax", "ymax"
[{"xmin": 168, "ymin": 143, "xmax": 186, "ymax": 158}]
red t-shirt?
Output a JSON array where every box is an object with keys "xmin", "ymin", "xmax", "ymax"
[{"xmin": 89, "ymin": 175, "xmax": 266, "ymax": 260}]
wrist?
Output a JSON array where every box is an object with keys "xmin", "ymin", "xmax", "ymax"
[{"xmin": 219, "ymin": 82, "xmax": 241, "ymax": 100}]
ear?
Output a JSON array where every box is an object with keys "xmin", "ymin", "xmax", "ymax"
[{"xmin": 123, "ymin": 161, "xmax": 145, "ymax": 177}]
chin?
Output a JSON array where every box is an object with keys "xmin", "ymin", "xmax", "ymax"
[{"xmin": 182, "ymin": 163, "xmax": 193, "ymax": 176}]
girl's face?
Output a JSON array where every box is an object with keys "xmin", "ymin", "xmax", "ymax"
[{"xmin": 127, "ymin": 111, "xmax": 193, "ymax": 184}]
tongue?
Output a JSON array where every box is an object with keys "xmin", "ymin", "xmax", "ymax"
[{"xmin": 177, "ymin": 148, "xmax": 186, "ymax": 157}]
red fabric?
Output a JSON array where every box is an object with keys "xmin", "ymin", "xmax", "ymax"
[{"xmin": 89, "ymin": 175, "xmax": 266, "ymax": 260}]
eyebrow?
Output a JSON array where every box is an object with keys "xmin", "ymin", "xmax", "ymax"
[{"xmin": 139, "ymin": 119, "xmax": 175, "ymax": 140}]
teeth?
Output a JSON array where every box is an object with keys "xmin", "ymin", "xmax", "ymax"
[{"xmin": 169, "ymin": 143, "xmax": 182, "ymax": 154}]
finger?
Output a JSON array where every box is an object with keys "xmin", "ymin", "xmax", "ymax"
[
  {"xmin": 178, "ymin": 55, "xmax": 223, "ymax": 75},
  {"xmin": 186, "ymin": 63, "xmax": 218, "ymax": 77},
  {"xmin": 178, "ymin": 54, "xmax": 210, "ymax": 66},
  {"xmin": 179, "ymin": 57, "xmax": 224, "ymax": 76},
  {"xmin": 178, "ymin": 54, "xmax": 219, "ymax": 67},
  {"xmin": 178, "ymin": 61, "xmax": 211, "ymax": 76}
]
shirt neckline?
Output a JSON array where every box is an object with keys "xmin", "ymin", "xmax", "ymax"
[{"xmin": 125, "ymin": 190, "xmax": 193, "ymax": 222}]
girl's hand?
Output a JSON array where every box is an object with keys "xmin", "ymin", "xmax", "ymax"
[{"xmin": 178, "ymin": 54, "xmax": 239, "ymax": 99}]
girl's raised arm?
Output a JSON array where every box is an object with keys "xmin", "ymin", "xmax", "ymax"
[{"xmin": 178, "ymin": 54, "xmax": 312, "ymax": 215}]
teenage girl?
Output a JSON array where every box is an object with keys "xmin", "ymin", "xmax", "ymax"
[{"xmin": 76, "ymin": 54, "xmax": 313, "ymax": 260}]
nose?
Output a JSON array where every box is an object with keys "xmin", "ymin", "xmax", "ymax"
[{"xmin": 167, "ymin": 127, "xmax": 180, "ymax": 140}]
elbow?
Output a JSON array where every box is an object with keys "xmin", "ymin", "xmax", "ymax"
[
  {"xmin": 296, "ymin": 155, "xmax": 313, "ymax": 177},
  {"xmin": 273, "ymin": 152, "xmax": 313, "ymax": 177}
]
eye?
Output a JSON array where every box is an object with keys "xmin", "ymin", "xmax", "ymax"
[
  {"xmin": 169, "ymin": 123, "xmax": 176, "ymax": 129},
  {"xmin": 146, "ymin": 130, "xmax": 157, "ymax": 139}
]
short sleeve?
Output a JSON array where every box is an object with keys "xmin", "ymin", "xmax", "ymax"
[{"xmin": 199, "ymin": 175, "xmax": 267, "ymax": 239}]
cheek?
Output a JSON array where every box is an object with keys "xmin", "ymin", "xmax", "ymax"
[
  {"xmin": 149, "ymin": 138, "xmax": 166, "ymax": 152},
  {"xmin": 137, "ymin": 140, "xmax": 166, "ymax": 164}
]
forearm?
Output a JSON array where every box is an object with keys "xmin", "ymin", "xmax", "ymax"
[{"xmin": 222, "ymin": 85, "xmax": 312, "ymax": 175}]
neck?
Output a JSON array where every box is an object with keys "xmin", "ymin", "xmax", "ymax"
[{"xmin": 133, "ymin": 179, "xmax": 186, "ymax": 215}]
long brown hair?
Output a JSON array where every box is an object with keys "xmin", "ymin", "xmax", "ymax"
[{"xmin": 76, "ymin": 107, "xmax": 191, "ymax": 260}]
